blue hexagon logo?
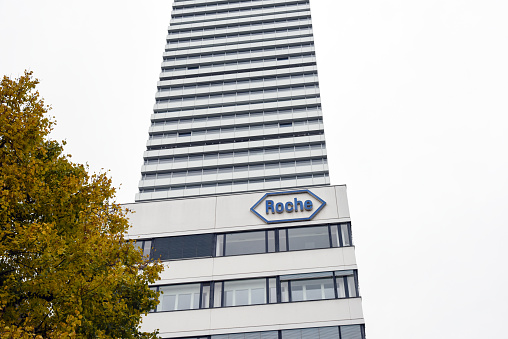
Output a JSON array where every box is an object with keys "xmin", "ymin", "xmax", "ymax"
[{"xmin": 251, "ymin": 190, "xmax": 326, "ymax": 224}]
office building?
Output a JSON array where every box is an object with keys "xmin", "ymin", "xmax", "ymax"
[{"xmin": 126, "ymin": 1, "xmax": 366, "ymax": 338}]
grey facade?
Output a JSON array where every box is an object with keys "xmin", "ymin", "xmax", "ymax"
[
  {"xmin": 127, "ymin": 1, "xmax": 366, "ymax": 338},
  {"xmin": 137, "ymin": 0, "xmax": 329, "ymax": 202}
]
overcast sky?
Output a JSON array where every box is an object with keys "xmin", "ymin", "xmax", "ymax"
[{"xmin": 1, "ymin": 0, "xmax": 507, "ymax": 338}]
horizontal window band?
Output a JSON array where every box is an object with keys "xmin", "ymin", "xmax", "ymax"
[
  {"xmin": 145, "ymin": 129, "xmax": 325, "ymax": 150},
  {"xmin": 164, "ymin": 30, "xmax": 313, "ymax": 54},
  {"xmin": 166, "ymin": 24, "xmax": 312, "ymax": 43},
  {"xmin": 160, "ymin": 53, "xmax": 316, "ymax": 74},
  {"xmin": 143, "ymin": 141, "xmax": 326, "ymax": 163},
  {"xmin": 159, "ymin": 58, "xmax": 316, "ymax": 81},
  {"xmin": 162, "ymin": 47, "xmax": 315, "ymax": 68},
  {"xmin": 152, "ymin": 100, "xmax": 321, "ymax": 119},
  {"xmin": 165, "ymin": 31, "xmax": 314, "ymax": 53},
  {"xmin": 169, "ymin": 6, "xmax": 310, "ymax": 27},
  {"xmin": 147, "ymin": 269, "xmax": 358, "ymax": 313},
  {"xmin": 172, "ymin": 0, "xmax": 306, "ymax": 15},
  {"xmin": 155, "ymin": 83, "xmax": 319, "ymax": 102},
  {"xmin": 158, "ymin": 324, "xmax": 365, "ymax": 339},
  {"xmin": 153, "ymin": 94, "xmax": 321, "ymax": 114},
  {"xmin": 140, "ymin": 156, "xmax": 328, "ymax": 180},
  {"xmin": 149, "ymin": 117, "xmax": 321, "ymax": 136},
  {"xmin": 151, "ymin": 104, "xmax": 321, "ymax": 126},
  {"xmin": 166, "ymin": 14, "xmax": 311, "ymax": 35},
  {"xmin": 157, "ymin": 73, "xmax": 317, "ymax": 97},
  {"xmin": 139, "ymin": 171, "xmax": 330, "ymax": 192},
  {"xmin": 171, "ymin": 1, "xmax": 309, "ymax": 19}
]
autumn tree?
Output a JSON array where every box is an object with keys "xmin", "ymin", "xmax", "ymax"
[{"xmin": 0, "ymin": 71, "xmax": 163, "ymax": 339}]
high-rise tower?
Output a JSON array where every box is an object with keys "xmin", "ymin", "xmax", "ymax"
[
  {"xmin": 126, "ymin": 1, "xmax": 366, "ymax": 338},
  {"xmin": 136, "ymin": 0, "xmax": 329, "ymax": 202}
]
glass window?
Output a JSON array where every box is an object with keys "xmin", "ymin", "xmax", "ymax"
[
  {"xmin": 287, "ymin": 226, "xmax": 330, "ymax": 251},
  {"xmin": 268, "ymin": 278, "xmax": 277, "ymax": 304},
  {"xmin": 282, "ymin": 327, "xmax": 340, "ymax": 339},
  {"xmin": 213, "ymin": 331, "xmax": 278, "ymax": 339},
  {"xmin": 213, "ymin": 282, "xmax": 223, "ymax": 308},
  {"xmin": 158, "ymin": 284, "xmax": 200, "ymax": 311},
  {"xmin": 347, "ymin": 275, "xmax": 357, "ymax": 298},
  {"xmin": 151, "ymin": 234, "xmax": 214, "ymax": 261},
  {"xmin": 267, "ymin": 230, "xmax": 276, "ymax": 253},
  {"xmin": 201, "ymin": 283, "xmax": 211, "ymax": 309},
  {"xmin": 223, "ymin": 279, "xmax": 266, "ymax": 307},
  {"xmin": 280, "ymin": 280, "xmax": 289, "ymax": 303},
  {"xmin": 278, "ymin": 229, "xmax": 287, "ymax": 252},
  {"xmin": 330, "ymin": 225, "xmax": 340, "ymax": 248},
  {"xmin": 290, "ymin": 277, "xmax": 335, "ymax": 302},
  {"xmin": 225, "ymin": 231, "xmax": 266, "ymax": 256},
  {"xmin": 336, "ymin": 276, "xmax": 346, "ymax": 299},
  {"xmin": 335, "ymin": 271, "xmax": 356, "ymax": 298},
  {"xmin": 340, "ymin": 325, "xmax": 363, "ymax": 339},
  {"xmin": 341, "ymin": 224, "xmax": 351, "ymax": 246},
  {"xmin": 216, "ymin": 234, "xmax": 224, "ymax": 257},
  {"xmin": 134, "ymin": 240, "xmax": 143, "ymax": 252}
]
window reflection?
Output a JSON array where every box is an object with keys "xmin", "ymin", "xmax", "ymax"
[
  {"xmin": 225, "ymin": 231, "xmax": 266, "ymax": 256},
  {"xmin": 223, "ymin": 279, "xmax": 266, "ymax": 307}
]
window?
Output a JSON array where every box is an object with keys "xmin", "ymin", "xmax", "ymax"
[
  {"xmin": 340, "ymin": 325, "xmax": 364, "ymax": 339},
  {"xmin": 152, "ymin": 270, "xmax": 358, "ymax": 313},
  {"xmin": 157, "ymin": 284, "xmax": 201, "ymax": 311},
  {"xmin": 139, "ymin": 223, "xmax": 352, "ymax": 261},
  {"xmin": 335, "ymin": 271, "xmax": 358, "ymax": 298},
  {"xmin": 135, "ymin": 239, "xmax": 152, "ymax": 259},
  {"xmin": 213, "ymin": 332, "xmax": 278, "ymax": 339},
  {"xmin": 281, "ymin": 272, "xmax": 335, "ymax": 302},
  {"xmin": 224, "ymin": 231, "xmax": 266, "ymax": 256},
  {"xmin": 287, "ymin": 226, "xmax": 330, "ymax": 251},
  {"xmin": 151, "ymin": 233, "xmax": 214, "ymax": 260},
  {"xmin": 223, "ymin": 279, "xmax": 266, "ymax": 307},
  {"xmin": 281, "ymin": 326, "xmax": 340, "ymax": 339},
  {"xmin": 164, "ymin": 325, "xmax": 365, "ymax": 339}
]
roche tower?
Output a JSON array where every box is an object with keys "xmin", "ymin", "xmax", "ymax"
[{"xmin": 126, "ymin": 1, "xmax": 366, "ymax": 338}]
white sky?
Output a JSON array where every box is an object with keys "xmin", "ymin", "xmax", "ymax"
[{"xmin": 1, "ymin": 0, "xmax": 507, "ymax": 338}]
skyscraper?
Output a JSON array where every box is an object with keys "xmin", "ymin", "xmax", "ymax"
[
  {"xmin": 136, "ymin": 0, "xmax": 329, "ymax": 202},
  {"xmin": 126, "ymin": 1, "xmax": 366, "ymax": 338}
]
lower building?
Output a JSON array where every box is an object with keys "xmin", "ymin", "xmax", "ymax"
[{"xmin": 126, "ymin": 185, "xmax": 365, "ymax": 338}]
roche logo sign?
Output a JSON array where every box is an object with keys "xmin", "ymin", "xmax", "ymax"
[{"xmin": 251, "ymin": 190, "xmax": 326, "ymax": 224}]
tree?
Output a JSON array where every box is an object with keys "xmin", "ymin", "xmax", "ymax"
[{"xmin": 0, "ymin": 71, "xmax": 163, "ymax": 339}]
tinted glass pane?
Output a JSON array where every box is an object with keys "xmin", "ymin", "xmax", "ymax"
[
  {"xmin": 143, "ymin": 240, "xmax": 152, "ymax": 258},
  {"xmin": 340, "ymin": 325, "xmax": 363, "ymax": 339},
  {"xmin": 341, "ymin": 224, "xmax": 351, "ymax": 246},
  {"xmin": 278, "ymin": 229, "xmax": 287, "ymax": 251},
  {"xmin": 290, "ymin": 278, "xmax": 335, "ymax": 302},
  {"xmin": 288, "ymin": 226, "xmax": 330, "ymax": 251},
  {"xmin": 223, "ymin": 279, "xmax": 266, "ymax": 306},
  {"xmin": 281, "ymin": 281, "xmax": 289, "ymax": 302},
  {"xmin": 268, "ymin": 278, "xmax": 277, "ymax": 303},
  {"xmin": 282, "ymin": 327, "xmax": 340, "ymax": 339},
  {"xmin": 157, "ymin": 284, "xmax": 200, "ymax": 311},
  {"xmin": 318, "ymin": 327, "xmax": 341, "ymax": 339},
  {"xmin": 336, "ymin": 276, "xmax": 346, "ymax": 298},
  {"xmin": 267, "ymin": 230, "xmax": 276, "ymax": 253},
  {"xmin": 201, "ymin": 283, "xmax": 210, "ymax": 308},
  {"xmin": 152, "ymin": 234, "xmax": 214, "ymax": 260},
  {"xmin": 213, "ymin": 282, "xmax": 223, "ymax": 308},
  {"xmin": 213, "ymin": 332, "xmax": 278, "ymax": 339},
  {"xmin": 216, "ymin": 234, "xmax": 224, "ymax": 256},
  {"xmin": 330, "ymin": 225, "xmax": 340, "ymax": 248},
  {"xmin": 347, "ymin": 276, "xmax": 357, "ymax": 297},
  {"xmin": 225, "ymin": 231, "xmax": 266, "ymax": 256},
  {"xmin": 134, "ymin": 241, "xmax": 143, "ymax": 252}
]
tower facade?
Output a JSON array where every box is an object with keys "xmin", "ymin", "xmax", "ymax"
[
  {"xmin": 136, "ymin": 0, "xmax": 329, "ymax": 202},
  {"xmin": 126, "ymin": 1, "xmax": 366, "ymax": 338}
]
